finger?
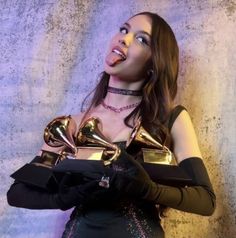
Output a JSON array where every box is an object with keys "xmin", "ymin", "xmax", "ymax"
[
  {"xmin": 81, "ymin": 180, "xmax": 100, "ymax": 192},
  {"xmin": 82, "ymin": 171, "xmax": 104, "ymax": 182},
  {"xmin": 59, "ymin": 172, "xmax": 72, "ymax": 190}
]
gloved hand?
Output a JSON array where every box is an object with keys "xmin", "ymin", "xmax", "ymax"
[
  {"xmin": 107, "ymin": 149, "xmax": 153, "ymax": 198},
  {"xmin": 54, "ymin": 173, "xmax": 101, "ymax": 210},
  {"xmin": 7, "ymin": 168, "xmax": 108, "ymax": 210},
  {"xmin": 107, "ymin": 151, "xmax": 216, "ymax": 216}
]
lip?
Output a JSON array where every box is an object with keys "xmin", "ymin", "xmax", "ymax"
[{"xmin": 111, "ymin": 46, "xmax": 127, "ymax": 60}]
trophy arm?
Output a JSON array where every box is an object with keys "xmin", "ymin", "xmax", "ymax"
[{"xmin": 103, "ymin": 146, "xmax": 121, "ymax": 166}]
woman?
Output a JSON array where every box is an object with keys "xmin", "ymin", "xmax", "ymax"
[{"xmin": 7, "ymin": 12, "xmax": 216, "ymax": 238}]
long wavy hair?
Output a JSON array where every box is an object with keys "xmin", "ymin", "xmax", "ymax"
[{"xmin": 82, "ymin": 12, "xmax": 179, "ymax": 145}]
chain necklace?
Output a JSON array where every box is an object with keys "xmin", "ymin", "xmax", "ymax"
[
  {"xmin": 101, "ymin": 100, "xmax": 140, "ymax": 113},
  {"xmin": 107, "ymin": 86, "xmax": 142, "ymax": 96}
]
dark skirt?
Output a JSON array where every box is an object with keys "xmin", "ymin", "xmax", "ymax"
[{"xmin": 62, "ymin": 201, "xmax": 165, "ymax": 238}]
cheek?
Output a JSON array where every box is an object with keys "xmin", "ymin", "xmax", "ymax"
[
  {"xmin": 132, "ymin": 42, "xmax": 150, "ymax": 56},
  {"xmin": 129, "ymin": 49, "xmax": 151, "ymax": 67},
  {"xmin": 126, "ymin": 49, "xmax": 151, "ymax": 77}
]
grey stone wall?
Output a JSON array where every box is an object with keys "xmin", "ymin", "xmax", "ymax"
[{"xmin": 1, "ymin": 0, "xmax": 236, "ymax": 237}]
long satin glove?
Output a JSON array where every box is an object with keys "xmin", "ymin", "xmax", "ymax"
[
  {"xmin": 53, "ymin": 173, "xmax": 102, "ymax": 210},
  {"xmin": 7, "ymin": 173, "xmax": 101, "ymax": 211},
  {"xmin": 110, "ymin": 152, "xmax": 216, "ymax": 216}
]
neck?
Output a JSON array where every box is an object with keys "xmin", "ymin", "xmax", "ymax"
[
  {"xmin": 107, "ymin": 86, "xmax": 142, "ymax": 96},
  {"xmin": 104, "ymin": 76, "xmax": 143, "ymax": 107},
  {"xmin": 109, "ymin": 75, "xmax": 144, "ymax": 91}
]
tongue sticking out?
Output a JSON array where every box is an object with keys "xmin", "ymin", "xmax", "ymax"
[{"xmin": 106, "ymin": 52, "xmax": 125, "ymax": 66}]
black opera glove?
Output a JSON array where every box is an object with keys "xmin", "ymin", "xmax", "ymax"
[
  {"xmin": 109, "ymin": 150, "xmax": 153, "ymax": 195},
  {"xmin": 110, "ymin": 154, "xmax": 216, "ymax": 216},
  {"xmin": 7, "ymin": 176, "xmax": 100, "ymax": 211},
  {"xmin": 54, "ymin": 173, "xmax": 102, "ymax": 211},
  {"xmin": 98, "ymin": 149, "xmax": 151, "ymax": 197},
  {"xmin": 7, "ymin": 170, "xmax": 103, "ymax": 211}
]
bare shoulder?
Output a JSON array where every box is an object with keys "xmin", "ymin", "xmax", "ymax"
[{"xmin": 171, "ymin": 109, "xmax": 202, "ymax": 163}]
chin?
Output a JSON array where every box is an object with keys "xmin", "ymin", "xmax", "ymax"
[
  {"xmin": 104, "ymin": 66, "xmax": 119, "ymax": 77},
  {"xmin": 104, "ymin": 64, "xmax": 113, "ymax": 75},
  {"xmin": 104, "ymin": 64, "xmax": 143, "ymax": 81}
]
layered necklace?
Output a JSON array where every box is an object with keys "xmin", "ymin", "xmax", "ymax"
[
  {"xmin": 101, "ymin": 86, "xmax": 142, "ymax": 113},
  {"xmin": 101, "ymin": 100, "xmax": 140, "ymax": 113}
]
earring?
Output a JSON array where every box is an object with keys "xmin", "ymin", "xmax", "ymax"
[{"xmin": 147, "ymin": 69, "xmax": 154, "ymax": 77}]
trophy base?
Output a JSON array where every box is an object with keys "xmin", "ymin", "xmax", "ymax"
[
  {"xmin": 142, "ymin": 148, "xmax": 177, "ymax": 165},
  {"xmin": 10, "ymin": 163, "xmax": 62, "ymax": 191},
  {"xmin": 77, "ymin": 147, "xmax": 105, "ymax": 160},
  {"xmin": 61, "ymin": 147, "xmax": 105, "ymax": 161},
  {"xmin": 142, "ymin": 163, "xmax": 194, "ymax": 187}
]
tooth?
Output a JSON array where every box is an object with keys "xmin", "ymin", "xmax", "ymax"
[
  {"xmin": 114, "ymin": 49, "xmax": 121, "ymax": 56},
  {"xmin": 113, "ymin": 49, "xmax": 125, "ymax": 59}
]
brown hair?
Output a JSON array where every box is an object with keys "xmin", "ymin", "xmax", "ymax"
[{"xmin": 82, "ymin": 12, "xmax": 179, "ymax": 145}]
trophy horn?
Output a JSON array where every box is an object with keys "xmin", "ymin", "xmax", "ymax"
[
  {"xmin": 44, "ymin": 115, "xmax": 77, "ymax": 154},
  {"xmin": 76, "ymin": 117, "xmax": 121, "ymax": 166},
  {"xmin": 126, "ymin": 118, "xmax": 163, "ymax": 149},
  {"xmin": 126, "ymin": 118, "xmax": 176, "ymax": 165}
]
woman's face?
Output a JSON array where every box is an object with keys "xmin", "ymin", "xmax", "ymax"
[{"xmin": 104, "ymin": 14, "xmax": 152, "ymax": 82}]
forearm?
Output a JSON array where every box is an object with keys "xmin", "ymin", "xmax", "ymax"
[
  {"xmin": 7, "ymin": 152, "xmax": 108, "ymax": 211},
  {"xmin": 7, "ymin": 181, "xmax": 60, "ymax": 210},
  {"xmin": 144, "ymin": 157, "xmax": 216, "ymax": 216},
  {"xmin": 115, "ymin": 154, "xmax": 216, "ymax": 216},
  {"xmin": 150, "ymin": 183, "xmax": 215, "ymax": 215}
]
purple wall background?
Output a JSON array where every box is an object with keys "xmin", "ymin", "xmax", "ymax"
[{"xmin": 1, "ymin": 1, "xmax": 236, "ymax": 237}]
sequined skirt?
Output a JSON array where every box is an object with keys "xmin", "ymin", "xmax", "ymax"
[{"xmin": 61, "ymin": 201, "xmax": 165, "ymax": 238}]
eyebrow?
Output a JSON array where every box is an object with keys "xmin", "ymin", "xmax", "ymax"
[{"xmin": 123, "ymin": 22, "xmax": 151, "ymax": 38}]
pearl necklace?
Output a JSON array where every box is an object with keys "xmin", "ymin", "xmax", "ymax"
[{"xmin": 101, "ymin": 100, "xmax": 140, "ymax": 113}]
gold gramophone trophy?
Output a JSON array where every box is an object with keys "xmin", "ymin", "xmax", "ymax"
[
  {"xmin": 43, "ymin": 116, "xmax": 120, "ymax": 166},
  {"xmin": 10, "ymin": 115, "xmax": 76, "ymax": 190},
  {"xmin": 75, "ymin": 117, "xmax": 121, "ymax": 166},
  {"xmin": 126, "ymin": 118, "xmax": 192, "ymax": 186},
  {"xmin": 126, "ymin": 118, "xmax": 177, "ymax": 165},
  {"xmin": 46, "ymin": 116, "xmax": 121, "ymax": 188},
  {"xmin": 44, "ymin": 115, "xmax": 77, "ymax": 153},
  {"xmin": 43, "ymin": 115, "xmax": 78, "ymax": 162},
  {"xmin": 47, "ymin": 117, "xmax": 120, "ymax": 165}
]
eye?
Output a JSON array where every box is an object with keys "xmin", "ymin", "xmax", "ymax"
[
  {"xmin": 119, "ymin": 26, "xmax": 128, "ymax": 34},
  {"xmin": 136, "ymin": 35, "xmax": 149, "ymax": 46}
]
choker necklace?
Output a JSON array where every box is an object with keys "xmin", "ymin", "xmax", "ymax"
[
  {"xmin": 101, "ymin": 100, "xmax": 140, "ymax": 113},
  {"xmin": 107, "ymin": 86, "xmax": 142, "ymax": 96}
]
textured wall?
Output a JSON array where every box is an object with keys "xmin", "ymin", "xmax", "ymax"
[{"xmin": 1, "ymin": 0, "xmax": 236, "ymax": 237}]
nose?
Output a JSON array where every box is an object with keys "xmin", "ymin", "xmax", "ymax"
[
  {"xmin": 119, "ymin": 33, "xmax": 133, "ymax": 47},
  {"xmin": 118, "ymin": 38, "xmax": 126, "ymax": 47}
]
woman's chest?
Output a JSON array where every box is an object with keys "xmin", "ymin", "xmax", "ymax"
[{"xmin": 86, "ymin": 111, "xmax": 133, "ymax": 143}]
